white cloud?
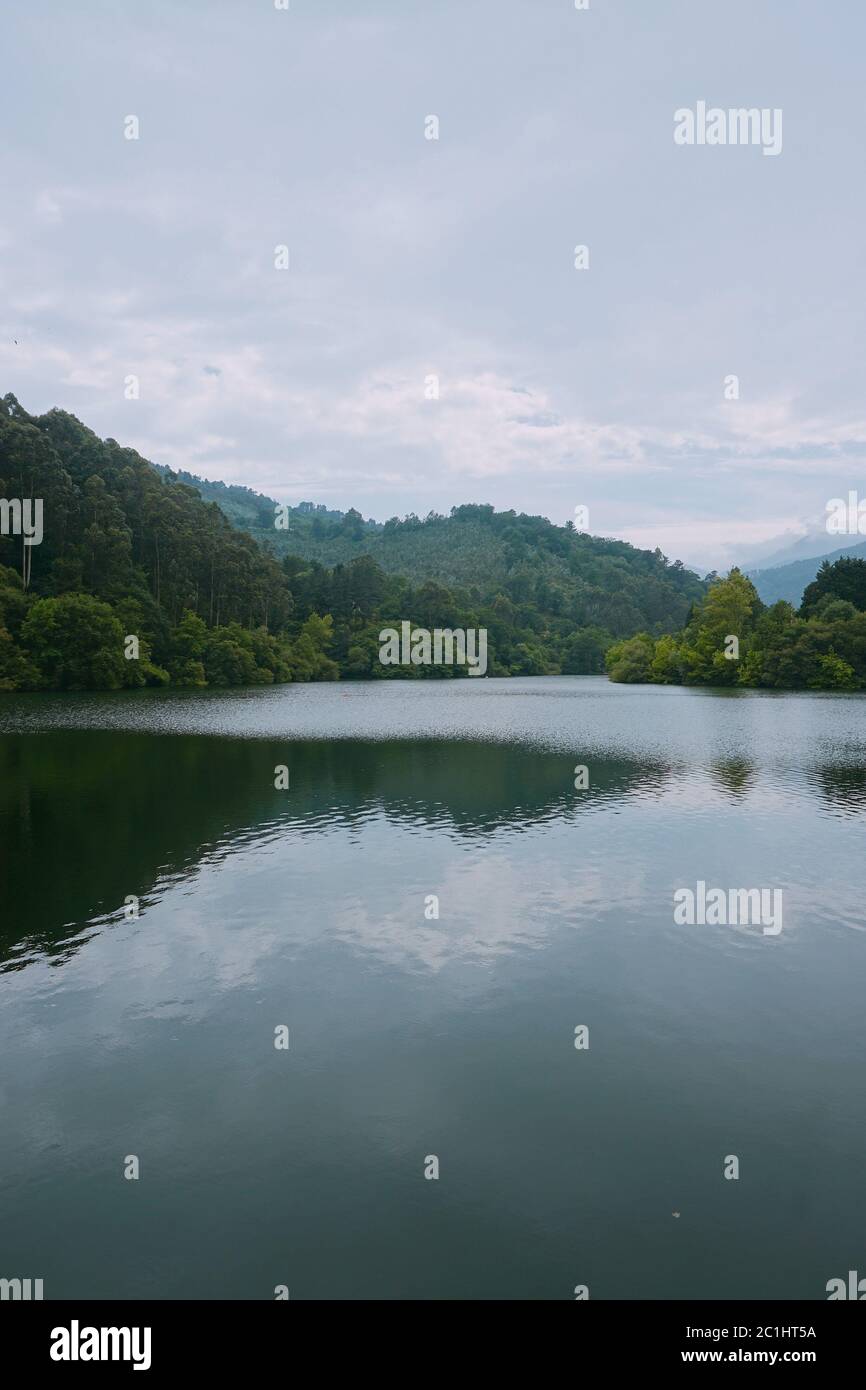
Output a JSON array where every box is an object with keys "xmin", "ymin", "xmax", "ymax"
[{"xmin": 2, "ymin": 0, "xmax": 865, "ymax": 569}]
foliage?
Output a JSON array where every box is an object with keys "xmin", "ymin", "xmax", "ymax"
[
  {"xmin": 801, "ymin": 556, "xmax": 866, "ymax": 615},
  {"xmin": 22, "ymin": 593, "xmax": 129, "ymax": 691},
  {"xmin": 605, "ymin": 633, "xmax": 656, "ymax": 683},
  {"xmin": 0, "ymin": 394, "xmax": 716, "ymax": 692},
  {"xmin": 606, "ymin": 561, "xmax": 866, "ymax": 691},
  {"xmin": 157, "ymin": 468, "xmax": 707, "ymax": 640}
]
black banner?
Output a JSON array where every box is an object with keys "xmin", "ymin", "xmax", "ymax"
[{"xmin": 3, "ymin": 1299, "xmax": 861, "ymax": 1375}]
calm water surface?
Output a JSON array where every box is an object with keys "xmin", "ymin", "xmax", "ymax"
[{"xmin": 1, "ymin": 677, "xmax": 864, "ymax": 1299}]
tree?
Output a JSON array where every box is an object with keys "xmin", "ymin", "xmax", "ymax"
[
  {"xmin": 0, "ymin": 624, "xmax": 39, "ymax": 690},
  {"xmin": 21, "ymin": 593, "xmax": 127, "ymax": 690},
  {"xmin": 605, "ymin": 633, "xmax": 655, "ymax": 683},
  {"xmin": 650, "ymin": 633, "xmax": 687, "ymax": 683},
  {"xmin": 561, "ymin": 629, "xmax": 607, "ymax": 674},
  {"xmin": 679, "ymin": 569, "xmax": 762, "ymax": 685},
  {"xmin": 287, "ymin": 613, "xmax": 338, "ymax": 681},
  {"xmin": 809, "ymin": 649, "xmax": 859, "ymax": 690},
  {"xmin": 204, "ymin": 625, "xmax": 269, "ymax": 686},
  {"xmin": 340, "ymin": 508, "xmax": 365, "ymax": 541},
  {"xmin": 169, "ymin": 611, "xmax": 209, "ymax": 686},
  {"xmin": 802, "ymin": 557, "xmax": 866, "ymax": 615}
]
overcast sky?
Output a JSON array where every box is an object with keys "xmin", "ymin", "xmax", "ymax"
[{"xmin": 1, "ymin": 0, "xmax": 864, "ymax": 571}]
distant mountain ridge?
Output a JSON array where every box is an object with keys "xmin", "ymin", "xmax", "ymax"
[
  {"xmin": 732, "ymin": 528, "xmax": 841, "ymax": 572},
  {"xmin": 748, "ymin": 539, "xmax": 866, "ymax": 607},
  {"xmin": 158, "ymin": 465, "xmax": 706, "ymax": 636}
]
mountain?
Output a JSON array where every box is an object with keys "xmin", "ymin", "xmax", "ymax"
[
  {"xmin": 159, "ymin": 466, "xmax": 707, "ymax": 638},
  {"xmin": 749, "ymin": 540, "xmax": 866, "ymax": 607},
  {"xmin": 0, "ymin": 395, "xmax": 708, "ymax": 690},
  {"xmin": 729, "ymin": 527, "xmax": 839, "ymax": 572},
  {"xmin": 151, "ymin": 466, "xmax": 348, "ymax": 536}
]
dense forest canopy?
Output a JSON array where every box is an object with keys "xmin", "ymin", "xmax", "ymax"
[
  {"xmin": 166, "ymin": 465, "xmax": 705, "ymax": 622},
  {"xmin": 0, "ymin": 393, "xmax": 710, "ymax": 690},
  {"xmin": 606, "ymin": 561, "xmax": 866, "ymax": 690}
]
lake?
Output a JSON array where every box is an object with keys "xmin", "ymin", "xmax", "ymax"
[{"xmin": 1, "ymin": 676, "xmax": 864, "ymax": 1299}]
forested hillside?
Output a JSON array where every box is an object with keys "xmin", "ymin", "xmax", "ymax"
[
  {"xmin": 0, "ymin": 395, "xmax": 706, "ymax": 690},
  {"xmin": 606, "ymin": 558, "xmax": 866, "ymax": 690},
  {"xmin": 161, "ymin": 467, "xmax": 706, "ymax": 639}
]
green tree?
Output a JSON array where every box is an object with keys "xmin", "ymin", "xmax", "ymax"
[
  {"xmin": 650, "ymin": 633, "xmax": 687, "ymax": 683},
  {"xmin": 605, "ymin": 633, "xmax": 655, "ymax": 683},
  {"xmin": 203, "ymin": 625, "xmax": 268, "ymax": 686},
  {"xmin": 680, "ymin": 569, "xmax": 762, "ymax": 685},
  {"xmin": 0, "ymin": 625, "xmax": 39, "ymax": 690},
  {"xmin": 21, "ymin": 593, "xmax": 127, "ymax": 690},
  {"xmin": 169, "ymin": 611, "xmax": 209, "ymax": 686},
  {"xmin": 287, "ymin": 613, "xmax": 339, "ymax": 682},
  {"xmin": 809, "ymin": 649, "xmax": 859, "ymax": 690},
  {"xmin": 801, "ymin": 557, "xmax": 866, "ymax": 615},
  {"xmin": 561, "ymin": 629, "xmax": 607, "ymax": 674}
]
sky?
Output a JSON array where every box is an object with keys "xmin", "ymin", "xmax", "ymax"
[{"xmin": 1, "ymin": 0, "xmax": 865, "ymax": 572}]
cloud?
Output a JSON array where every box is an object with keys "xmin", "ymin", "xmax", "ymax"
[{"xmin": 2, "ymin": 0, "xmax": 866, "ymax": 568}]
